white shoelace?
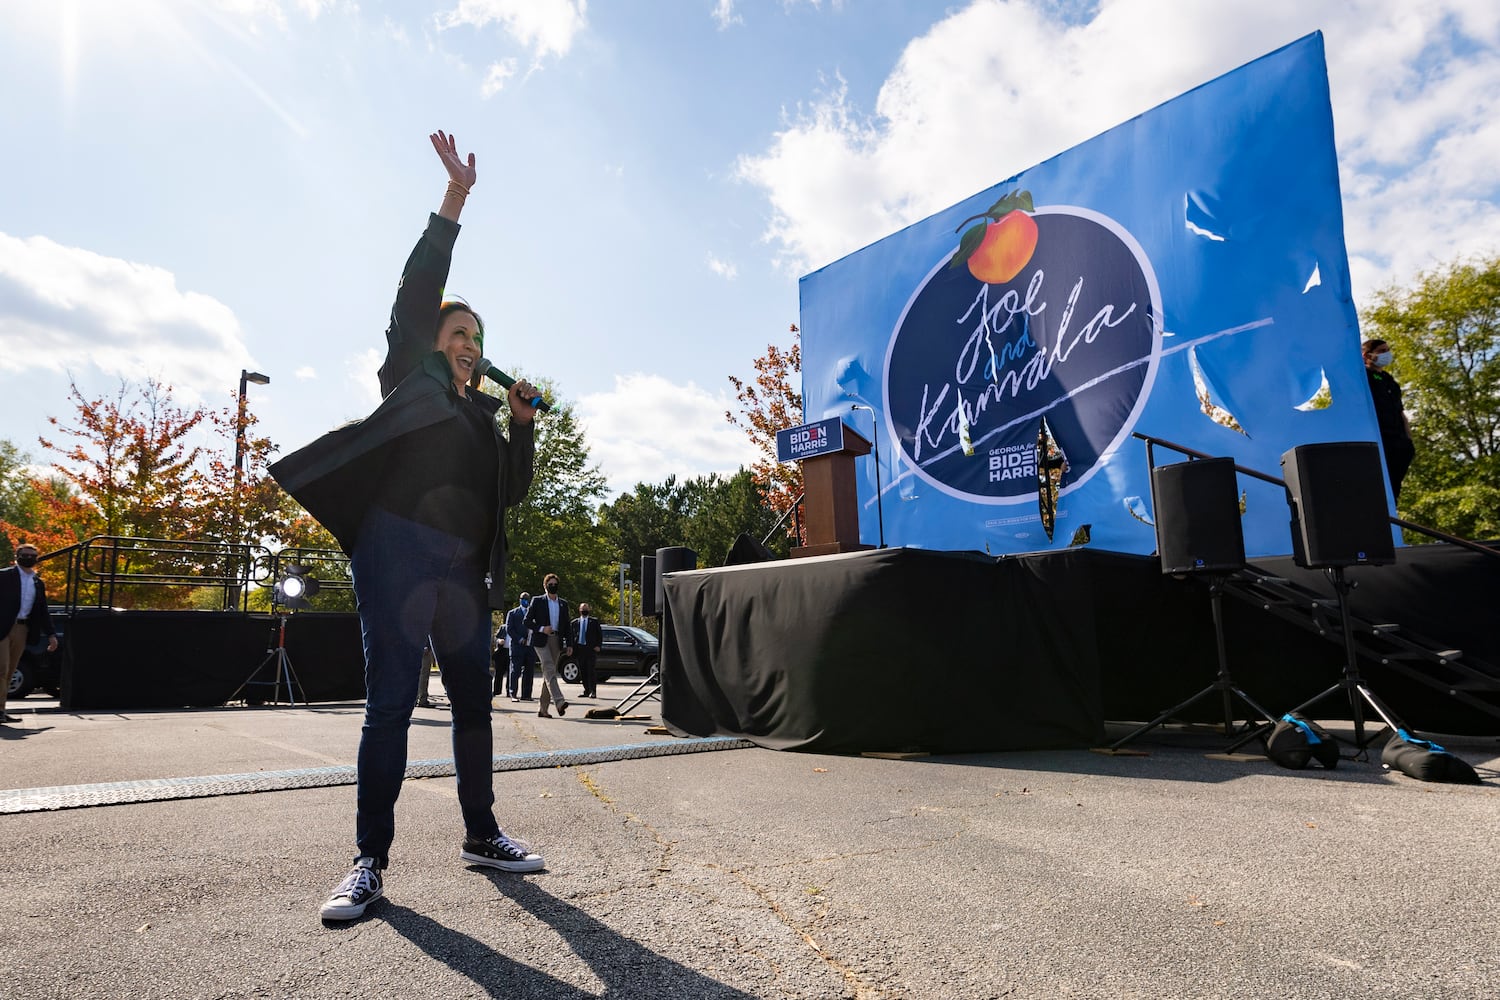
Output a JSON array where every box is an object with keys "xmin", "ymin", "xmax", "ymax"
[
  {"xmin": 335, "ymin": 866, "xmax": 379, "ymax": 899},
  {"xmin": 490, "ymin": 832, "xmax": 534, "ymax": 857}
]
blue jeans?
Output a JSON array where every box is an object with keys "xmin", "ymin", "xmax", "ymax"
[{"xmin": 350, "ymin": 506, "xmax": 500, "ymax": 867}]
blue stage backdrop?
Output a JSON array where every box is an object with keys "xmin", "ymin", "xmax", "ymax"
[{"xmin": 799, "ymin": 32, "xmax": 1390, "ymax": 558}]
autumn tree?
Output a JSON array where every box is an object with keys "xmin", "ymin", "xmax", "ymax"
[
  {"xmin": 727, "ymin": 325, "xmax": 803, "ymax": 539},
  {"xmin": 41, "ymin": 378, "xmax": 206, "ymax": 540},
  {"xmin": 197, "ymin": 402, "xmax": 285, "ymax": 549},
  {"xmin": 1361, "ymin": 255, "xmax": 1500, "ymax": 539},
  {"xmin": 0, "ymin": 439, "xmax": 101, "ymax": 561}
]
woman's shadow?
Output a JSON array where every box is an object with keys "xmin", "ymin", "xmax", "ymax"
[{"xmin": 371, "ymin": 872, "xmax": 759, "ymax": 999}]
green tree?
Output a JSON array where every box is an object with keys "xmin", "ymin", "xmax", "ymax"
[
  {"xmin": 599, "ymin": 468, "xmax": 787, "ymax": 594},
  {"xmin": 680, "ymin": 468, "xmax": 788, "ymax": 566},
  {"xmin": 598, "ymin": 475, "xmax": 689, "ymax": 588},
  {"xmin": 1361, "ymin": 255, "xmax": 1500, "ymax": 539},
  {"xmin": 0, "ymin": 439, "xmax": 29, "ymax": 527},
  {"xmin": 499, "ymin": 379, "xmax": 615, "ymax": 618}
]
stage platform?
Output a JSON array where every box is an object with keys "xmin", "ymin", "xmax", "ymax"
[
  {"xmin": 60, "ymin": 610, "xmax": 366, "ymax": 710},
  {"xmin": 660, "ymin": 544, "xmax": 1500, "ymax": 754}
]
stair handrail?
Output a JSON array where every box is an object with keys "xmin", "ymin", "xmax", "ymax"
[{"xmin": 1132, "ymin": 432, "xmax": 1500, "ymax": 562}]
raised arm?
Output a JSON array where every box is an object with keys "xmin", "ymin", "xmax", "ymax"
[{"xmin": 377, "ymin": 131, "xmax": 480, "ymax": 397}]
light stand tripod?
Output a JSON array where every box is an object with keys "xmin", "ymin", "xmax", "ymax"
[
  {"xmin": 1228, "ymin": 565, "xmax": 1402, "ymax": 757},
  {"xmin": 1109, "ymin": 573, "xmax": 1278, "ymax": 751},
  {"xmin": 230, "ymin": 612, "xmax": 307, "ymax": 707}
]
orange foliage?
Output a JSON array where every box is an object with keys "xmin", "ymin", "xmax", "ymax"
[{"xmin": 727, "ymin": 325, "xmax": 804, "ymax": 539}]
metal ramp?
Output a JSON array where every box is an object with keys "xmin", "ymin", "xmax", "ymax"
[{"xmin": 1219, "ymin": 565, "xmax": 1500, "ymax": 726}]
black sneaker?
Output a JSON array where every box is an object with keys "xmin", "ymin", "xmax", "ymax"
[
  {"xmin": 460, "ymin": 831, "xmax": 544, "ymax": 872},
  {"xmin": 320, "ymin": 857, "xmax": 383, "ymax": 921}
]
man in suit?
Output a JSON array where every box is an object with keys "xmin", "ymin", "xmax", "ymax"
[
  {"xmin": 503, "ymin": 593, "xmax": 536, "ymax": 702},
  {"xmin": 571, "ymin": 603, "xmax": 603, "ymax": 698},
  {"xmin": 522, "ymin": 573, "xmax": 570, "ymax": 718},
  {"xmin": 1, "ymin": 544, "xmax": 59, "ymax": 724}
]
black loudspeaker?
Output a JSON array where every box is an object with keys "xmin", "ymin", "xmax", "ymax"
[
  {"xmin": 1281, "ymin": 442, "xmax": 1395, "ymax": 568},
  {"xmin": 640, "ymin": 556, "xmax": 658, "ymax": 617},
  {"xmin": 1151, "ymin": 457, "xmax": 1245, "ymax": 574},
  {"xmin": 654, "ymin": 546, "xmax": 698, "ymax": 617},
  {"xmin": 724, "ymin": 532, "xmax": 776, "ymax": 566}
]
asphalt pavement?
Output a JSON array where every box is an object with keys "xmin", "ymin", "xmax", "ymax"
[{"xmin": 2, "ymin": 676, "xmax": 1497, "ymax": 999}]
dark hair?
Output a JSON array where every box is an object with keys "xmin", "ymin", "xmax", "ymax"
[
  {"xmin": 439, "ymin": 298, "xmax": 484, "ymax": 349},
  {"xmin": 1362, "ymin": 338, "xmax": 1388, "ymax": 352}
]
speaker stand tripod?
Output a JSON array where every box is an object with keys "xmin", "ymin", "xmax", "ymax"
[
  {"xmin": 230, "ymin": 613, "xmax": 307, "ymax": 707},
  {"xmin": 1228, "ymin": 565, "xmax": 1402, "ymax": 758},
  {"xmin": 585, "ymin": 624, "xmax": 662, "ymax": 720},
  {"xmin": 1108, "ymin": 574, "xmax": 1278, "ymax": 752}
]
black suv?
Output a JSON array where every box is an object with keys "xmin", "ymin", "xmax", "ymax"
[{"xmin": 559, "ymin": 625, "xmax": 659, "ymax": 685}]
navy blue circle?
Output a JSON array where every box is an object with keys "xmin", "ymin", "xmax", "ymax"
[{"xmin": 887, "ymin": 212, "xmax": 1156, "ymax": 501}]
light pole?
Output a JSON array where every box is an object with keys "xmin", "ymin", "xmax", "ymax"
[
  {"xmin": 849, "ymin": 404, "xmax": 886, "ymax": 548},
  {"xmin": 618, "ymin": 562, "xmax": 629, "ymax": 625},
  {"xmin": 228, "ymin": 369, "xmax": 270, "ymax": 609}
]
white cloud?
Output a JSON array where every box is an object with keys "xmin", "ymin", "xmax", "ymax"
[
  {"xmin": 209, "ymin": 0, "xmax": 348, "ymax": 30},
  {"xmin": 712, "ymin": 0, "xmax": 743, "ymax": 31},
  {"xmin": 294, "ymin": 366, "xmax": 316, "ymax": 379},
  {"xmin": 439, "ymin": 0, "xmax": 588, "ymax": 61},
  {"xmin": 576, "ymin": 373, "xmax": 762, "ymax": 495},
  {"xmin": 210, "ymin": 0, "xmax": 291, "ymax": 30},
  {"xmin": 0, "ymin": 232, "xmax": 253, "ymax": 404},
  {"xmin": 736, "ymin": 0, "xmax": 1500, "ymax": 300},
  {"xmin": 706, "ymin": 253, "xmax": 739, "ymax": 280},
  {"xmin": 481, "ymin": 58, "xmax": 518, "ymax": 96},
  {"xmin": 344, "ymin": 347, "xmax": 384, "ymax": 414}
]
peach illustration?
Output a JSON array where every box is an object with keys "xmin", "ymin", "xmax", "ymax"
[{"xmin": 966, "ymin": 210, "xmax": 1039, "ymax": 285}]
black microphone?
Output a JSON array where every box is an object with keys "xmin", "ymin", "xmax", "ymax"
[{"xmin": 474, "ymin": 358, "xmax": 550, "ymax": 413}]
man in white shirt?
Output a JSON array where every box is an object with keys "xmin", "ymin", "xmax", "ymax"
[
  {"xmin": 1, "ymin": 544, "xmax": 59, "ymax": 723},
  {"xmin": 522, "ymin": 573, "xmax": 571, "ymax": 718}
]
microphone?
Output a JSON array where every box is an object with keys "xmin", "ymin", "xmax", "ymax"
[{"xmin": 474, "ymin": 358, "xmax": 550, "ymax": 413}]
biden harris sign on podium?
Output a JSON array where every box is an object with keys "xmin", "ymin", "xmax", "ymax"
[
  {"xmin": 776, "ymin": 418, "xmax": 846, "ymax": 464},
  {"xmin": 797, "ymin": 32, "xmax": 1385, "ymax": 559}
]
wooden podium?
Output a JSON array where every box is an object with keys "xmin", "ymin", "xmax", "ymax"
[{"xmin": 792, "ymin": 425, "xmax": 873, "ymax": 558}]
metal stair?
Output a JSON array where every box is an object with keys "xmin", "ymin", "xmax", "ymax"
[{"xmin": 1219, "ymin": 566, "xmax": 1500, "ymax": 725}]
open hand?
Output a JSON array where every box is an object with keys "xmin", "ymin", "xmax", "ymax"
[{"xmin": 430, "ymin": 130, "xmax": 477, "ymax": 190}]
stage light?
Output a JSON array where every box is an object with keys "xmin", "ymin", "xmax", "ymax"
[{"xmin": 274, "ymin": 564, "xmax": 321, "ymax": 610}]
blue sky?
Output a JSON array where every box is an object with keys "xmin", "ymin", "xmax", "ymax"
[{"xmin": 1, "ymin": 0, "xmax": 1496, "ymax": 496}]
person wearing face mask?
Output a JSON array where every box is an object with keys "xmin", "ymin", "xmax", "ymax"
[
  {"xmin": 504, "ymin": 592, "xmax": 537, "ymax": 702},
  {"xmin": 570, "ymin": 603, "xmax": 603, "ymax": 699},
  {"xmin": 1362, "ymin": 337, "xmax": 1415, "ymax": 503},
  {"xmin": 1, "ymin": 544, "xmax": 58, "ymax": 724},
  {"xmin": 523, "ymin": 573, "xmax": 571, "ymax": 718},
  {"xmin": 271, "ymin": 131, "xmax": 546, "ymax": 922}
]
